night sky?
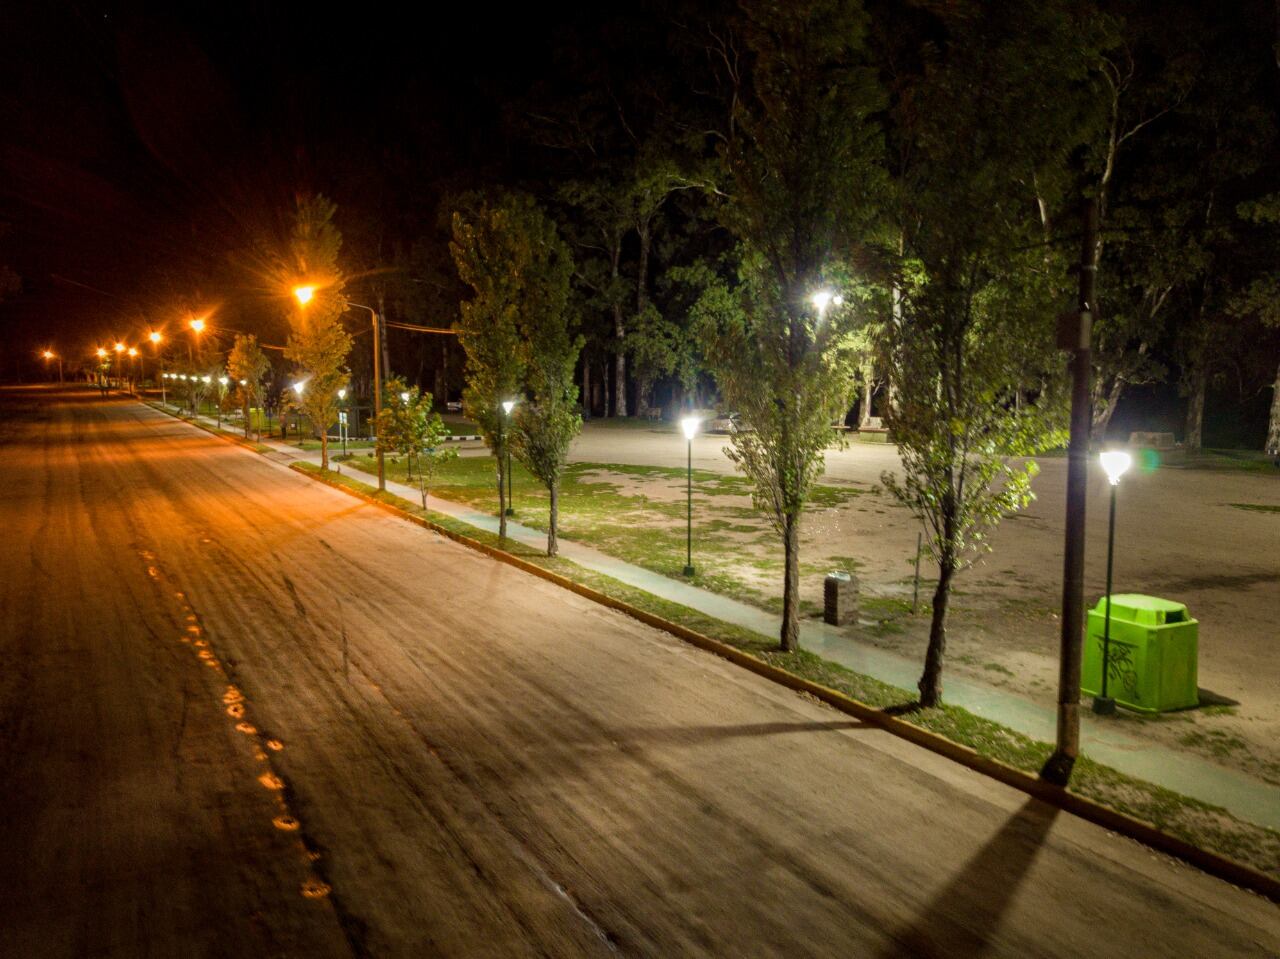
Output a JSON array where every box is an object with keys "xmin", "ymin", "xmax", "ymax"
[{"xmin": 0, "ymin": 1, "xmax": 589, "ymax": 365}]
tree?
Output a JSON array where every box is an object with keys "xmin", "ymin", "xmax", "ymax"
[
  {"xmin": 377, "ymin": 375, "xmax": 457, "ymax": 507},
  {"xmin": 509, "ymin": 218, "xmax": 582, "ymax": 557},
  {"xmin": 285, "ymin": 195, "xmax": 352, "ymax": 471},
  {"xmin": 702, "ymin": 0, "xmax": 883, "ymax": 652},
  {"xmin": 227, "ymin": 333, "xmax": 270, "ymax": 439},
  {"xmin": 879, "ymin": 0, "xmax": 1085, "ymax": 707},
  {"xmin": 450, "ymin": 192, "xmax": 532, "ymax": 539}
]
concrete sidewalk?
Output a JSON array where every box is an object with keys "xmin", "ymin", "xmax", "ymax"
[{"xmin": 172, "ymin": 403, "xmax": 1280, "ymax": 832}]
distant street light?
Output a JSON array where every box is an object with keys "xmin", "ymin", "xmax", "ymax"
[
  {"xmin": 1093, "ymin": 449, "xmax": 1133, "ymax": 716},
  {"xmin": 149, "ymin": 331, "xmax": 162, "ymax": 344},
  {"xmin": 502, "ymin": 399, "xmax": 517, "ymax": 516},
  {"xmin": 293, "ymin": 285, "xmax": 315, "ymax": 305},
  {"xmin": 217, "ymin": 376, "xmax": 229, "ymax": 427},
  {"xmin": 41, "ymin": 349, "xmax": 63, "ymax": 383},
  {"xmin": 681, "ymin": 416, "xmax": 701, "ymax": 576},
  {"xmin": 189, "ymin": 318, "xmax": 205, "ymax": 333}
]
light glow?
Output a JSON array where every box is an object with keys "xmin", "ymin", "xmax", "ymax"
[
  {"xmin": 1100, "ymin": 450, "xmax": 1132, "ymax": 486},
  {"xmin": 42, "ymin": 350, "xmax": 54, "ymax": 360},
  {"xmin": 114, "ymin": 342, "xmax": 125, "ymax": 353},
  {"xmin": 127, "ymin": 347, "xmax": 138, "ymax": 357},
  {"xmin": 293, "ymin": 285, "xmax": 316, "ymax": 306},
  {"xmin": 337, "ymin": 388, "xmax": 347, "ymax": 400},
  {"xmin": 681, "ymin": 416, "xmax": 701, "ymax": 441},
  {"xmin": 292, "ymin": 380, "xmax": 307, "ymax": 396},
  {"xmin": 149, "ymin": 331, "xmax": 162, "ymax": 344},
  {"xmin": 189, "ymin": 318, "xmax": 206, "ymax": 333},
  {"xmin": 501, "ymin": 399, "xmax": 516, "ymax": 415}
]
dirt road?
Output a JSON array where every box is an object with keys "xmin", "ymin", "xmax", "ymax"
[{"xmin": 1, "ymin": 387, "xmax": 1275, "ymax": 957}]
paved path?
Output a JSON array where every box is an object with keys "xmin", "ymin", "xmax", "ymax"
[{"xmin": 207, "ymin": 409, "xmax": 1280, "ymax": 833}]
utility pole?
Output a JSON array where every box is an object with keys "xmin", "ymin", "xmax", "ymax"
[{"xmin": 1043, "ymin": 198, "xmax": 1097, "ymax": 786}]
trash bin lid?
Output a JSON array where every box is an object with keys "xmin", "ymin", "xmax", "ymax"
[{"xmin": 1092, "ymin": 593, "xmax": 1189, "ymax": 625}]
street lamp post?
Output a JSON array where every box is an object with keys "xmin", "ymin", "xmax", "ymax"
[
  {"xmin": 337, "ymin": 387, "xmax": 348, "ymax": 458},
  {"xmin": 217, "ymin": 376, "xmax": 228, "ymax": 427},
  {"xmin": 681, "ymin": 416, "xmax": 700, "ymax": 576},
  {"xmin": 502, "ymin": 399, "xmax": 516, "ymax": 516},
  {"xmin": 127, "ymin": 347, "xmax": 139, "ymax": 394},
  {"xmin": 42, "ymin": 350, "xmax": 63, "ymax": 383},
  {"xmin": 1093, "ymin": 449, "xmax": 1132, "ymax": 716}
]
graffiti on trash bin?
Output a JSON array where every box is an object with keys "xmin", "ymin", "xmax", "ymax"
[{"xmin": 1106, "ymin": 644, "xmax": 1139, "ymax": 702}]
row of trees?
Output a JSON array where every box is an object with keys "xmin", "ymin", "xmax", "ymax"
[{"xmin": 152, "ymin": 1, "xmax": 1278, "ymax": 711}]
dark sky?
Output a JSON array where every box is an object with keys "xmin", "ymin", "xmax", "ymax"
[{"xmin": 0, "ymin": 1, "xmax": 593, "ymax": 368}]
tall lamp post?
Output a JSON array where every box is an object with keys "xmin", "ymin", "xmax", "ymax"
[
  {"xmin": 127, "ymin": 347, "xmax": 139, "ymax": 394},
  {"xmin": 217, "ymin": 376, "xmax": 229, "ymax": 427},
  {"xmin": 41, "ymin": 350, "xmax": 63, "ymax": 383},
  {"xmin": 149, "ymin": 331, "xmax": 163, "ymax": 390},
  {"xmin": 294, "ymin": 286, "xmax": 385, "ymax": 491},
  {"xmin": 113, "ymin": 342, "xmax": 125, "ymax": 389},
  {"xmin": 1093, "ymin": 449, "xmax": 1132, "ymax": 716},
  {"xmin": 337, "ymin": 387, "xmax": 348, "ymax": 458},
  {"xmin": 502, "ymin": 399, "xmax": 517, "ymax": 515},
  {"xmin": 681, "ymin": 416, "xmax": 700, "ymax": 576}
]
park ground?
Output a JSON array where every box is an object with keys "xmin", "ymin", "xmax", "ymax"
[{"xmin": 338, "ymin": 416, "xmax": 1280, "ymax": 791}]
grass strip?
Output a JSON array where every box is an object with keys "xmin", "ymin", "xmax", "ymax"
[{"xmin": 295, "ymin": 461, "xmax": 1280, "ymax": 894}]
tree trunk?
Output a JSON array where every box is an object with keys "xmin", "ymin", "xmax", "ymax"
[
  {"xmin": 1090, "ymin": 376, "xmax": 1126, "ymax": 445},
  {"xmin": 860, "ymin": 373, "xmax": 873, "ymax": 428},
  {"xmin": 1266, "ymin": 360, "xmax": 1280, "ymax": 457},
  {"xmin": 780, "ymin": 515, "xmax": 801, "ymax": 652},
  {"xmin": 635, "ymin": 376, "xmax": 652, "ymax": 418},
  {"xmin": 582, "ymin": 358, "xmax": 591, "ymax": 420},
  {"xmin": 919, "ymin": 559, "xmax": 954, "ymax": 707},
  {"xmin": 320, "ymin": 431, "xmax": 329, "ymax": 472},
  {"xmin": 611, "ymin": 231, "xmax": 627, "ymax": 418},
  {"xmin": 242, "ymin": 397, "xmax": 251, "ymax": 439},
  {"xmin": 547, "ymin": 481, "xmax": 559, "ymax": 557},
  {"xmin": 1185, "ymin": 368, "xmax": 1206, "ymax": 450}
]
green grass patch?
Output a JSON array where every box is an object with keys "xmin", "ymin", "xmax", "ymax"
[
  {"xmin": 296, "ymin": 459, "xmax": 1280, "ymax": 880},
  {"xmin": 1228, "ymin": 503, "xmax": 1280, "ymax": 514}
]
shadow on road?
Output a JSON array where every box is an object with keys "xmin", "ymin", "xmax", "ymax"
[
  {"xmin": 618, "ymin": 720, "xmax": 866, "ymax": 746},
  {"xmin": 879, "ymin": 797, "xmax": 1060, "ymax": 958}
]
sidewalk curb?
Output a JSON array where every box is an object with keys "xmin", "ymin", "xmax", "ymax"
[{"xmin": 291, "ymin": 461, "xmax": 1280, "ymax": 905}]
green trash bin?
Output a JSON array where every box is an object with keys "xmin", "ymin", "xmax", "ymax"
[{"xmin": 1082, "ymin": 594, "xmax": 1198, "ymax": 713}]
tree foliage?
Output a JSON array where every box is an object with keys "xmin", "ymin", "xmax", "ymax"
[
  {"xmin": 880, "ymin": 0, "xmax": 1085, "ymax": 706},
  {"xmin": 284, "ymin": 194, "xmax": 352, "ymax": 470},
  {"xmin": 703, "ymin": 0, "xmax": 884, "ymax": 653},
  {"xmin": 227, "ymin": 333, "xmax": 270, "ymax": 439}
]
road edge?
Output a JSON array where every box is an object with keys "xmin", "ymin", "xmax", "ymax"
[{"xmin": 291, "ymin": 460, "xmax": 1280, "ymax": 905}]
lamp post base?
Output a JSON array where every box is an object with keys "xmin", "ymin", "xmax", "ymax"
[
  {"xmin": 683, "ymin": 565, "xmax": 695, "ymax": 577},
  {"xmin": 1092, "ymin": 696, "xmax": 1117, "ymax": 716}
]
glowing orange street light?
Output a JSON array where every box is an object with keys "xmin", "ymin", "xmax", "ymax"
[
  {"xmin": 189, "ymin": 318, "xmax": 206, "ymax": 333},
  {"xmin": 149, "ymin": 331, "xmax": 162, "ymax": 344},
  {"xmin": 114, "ymin": 342, "xmax": 125, "ymax": 353},
  {"xmin": 127, "ymin": 347, "xmax": 138, "ymax": 357},
  {"xmin": 42, "ymin": 349, "xmax": 53, "ymax": 360},
  {"xmin": 293, "ymin": 285, "xmax": 316, "ymax": 305},
  {"xmin": 96, "ymin": 348, "xmax": 107, "ymax": 359}
]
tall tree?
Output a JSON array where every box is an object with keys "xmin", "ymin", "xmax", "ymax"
[
  {"xmin": 880, "ymin": 0, "xmax": 1087, "ymax": 706},
  {"xmin": 704, "ymin": 0, "xmax": 883, "ymax": 652},
  {"xmin": 508, "ymin": 211, "xmax": 581, "ymax": 556},
  {"xmin": 227, "ymin": 333, "xmax": 269, "ymax": 440},
  {"xmin": 450, "ymin": 192, "xmax": 534, "ymax": 539},
  {"xmin": 285, "ymin": 195, "xmax": 353, "ymax": 471}
]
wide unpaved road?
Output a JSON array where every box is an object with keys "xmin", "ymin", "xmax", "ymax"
[{"xmin": 1, "ymin": 386, "xmax": 1275, "ymax": 958}]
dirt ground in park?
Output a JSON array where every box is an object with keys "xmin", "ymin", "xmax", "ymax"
[{"xmin": 567, "ymin": 424, "xmax": 1280, "ymax": 787}]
